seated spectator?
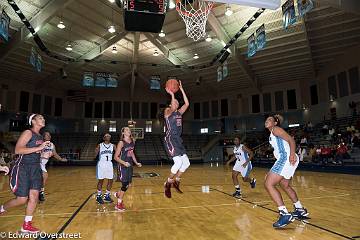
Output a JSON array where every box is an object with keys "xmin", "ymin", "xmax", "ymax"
[
  {"xmin": 335, "ymin": 142, "xmax": 349, "ymax": 165},
  {"xmin": 315, "ymin": 145, "xmax": 322, "ymax": 163},
  {"xmin": 320, "ymin": 145, "xmax": 332, "ymax": 165}
]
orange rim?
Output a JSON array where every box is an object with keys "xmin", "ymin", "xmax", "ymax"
[{"xmin": 176, "ymin": 0, "xmax": 214, "ymax": 17}]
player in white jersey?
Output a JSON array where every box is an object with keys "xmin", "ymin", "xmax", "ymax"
[
  {"xmin": 39, "ymin": 132, "xmax": 67, "ymax": 202},
  {"xmin": 95, "ymin": 133, "xmax": 116, "ymax": 204},
  {"xmin": 226, "ymin": 137, "xmax": 256, "ymax": 198},
  {"xmin": 265, "ymin": 115, "xmax": 308, "ymax": 229}
]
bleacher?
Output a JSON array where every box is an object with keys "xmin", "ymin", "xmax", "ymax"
[{"xmin": 52, "ymin": 133, "xmax": 209, "ymax": 164}]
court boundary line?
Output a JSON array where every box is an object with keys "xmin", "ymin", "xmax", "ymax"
[
  {"xmin": 35, "ymin": 193, "xmax": 93, "ymax": 240},
  {"xmin": 0, "ymin": 192, "xmax": 350, "ymax": 218},
  {"xmin": 211, "ymin": 188, "xmax": 353, "ymax": 240}
]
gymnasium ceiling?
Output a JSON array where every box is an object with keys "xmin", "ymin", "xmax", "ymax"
[{"xmin": 0, "ymin": 0, "xmax": 359, "ymax": 97}]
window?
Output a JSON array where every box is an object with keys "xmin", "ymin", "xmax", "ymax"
[
  {"xmin": 141, "ymin": 102, "xmax": 149, "ymax": 119},
  {"xmin": 310, "ymin": 85, "xmax": 318, "ymax": 105},
  {"xmin": 32, "ymin": 94, "xmax": 41, "ymax": 113},
  {"xmin": 19, "ymin": 91, "xmax": 29, "ymax": 112},
  {"xmin": 220, "ymin": 99, "xmax": 228, "ymax": 116},
  {"xmin": 338, "ymin": 71, "xmax": 348, "ymax": 97},
  {"xmin": 287, "ymin": 89, "xmax": 297, "ymax": 110},
  {"xmin": 194, "ymin": 103, "xmax": 200, "ymax": 119},
  {"xmin": 90, "ymin": 120, "xmax": 98, "ymax": 132},
  {"xmin": 104, "ymin": 101, "xmax": 112, "ymax": 118},
  {"xmin": 202, "ymin": 102, "xmax": 209, "ymax": 118},
  {"xmin": 275, "ymin": 91, "xmax": 284, "ymax": 111},
  {"xmin": 201, "ymin": 128, "xmax": 208, "ymax": 134},
  {"xmin": 146, "ymin": 121, "xmax": 152, "ymax": 133},
  {"xmin": 211, "ymin": 100, "xmax": 218, "ymax": 117},
  {"xmin": 43, "ymin": 96, "xmax": 52, "ymax": 115},
  {"xmin": 94, "ymin": 102, "xmax": 103, "ymax": 118},
  {"xmin": 54, "ymin": 98, "xmax": 62, "ymax": 117},
  {"xmin": 109, "ymin": 120, "xmax": 116, "ymax": 132},
  {"xmin": 114, "ymin": 101, "xmax": 121, "ymax": 118},
  {"xmin": 263, "ymin": 93, "xmax": 271, "ymax": 112},
  {"xmin": 252, "ymin": 94, "xmax": 260, "ymax": 113},
  {"xmin": 85, "ymin": 102, "xmax": 93, "ymax": 118},
  {"xmin": 349, "ymin": 67, "xmax": 360, "ymax": 94}
]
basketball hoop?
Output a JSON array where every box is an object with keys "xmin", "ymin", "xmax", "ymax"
[{"xmin": 176, "ymin": 0, "xmax": 214, "ymax": 41}]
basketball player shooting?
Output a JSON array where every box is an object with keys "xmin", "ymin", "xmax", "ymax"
[{"xmin": 163, "ymin": 80, "xmax": 190, "ymax": 198}]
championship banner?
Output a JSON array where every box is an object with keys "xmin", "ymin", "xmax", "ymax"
[
  {"xmin": 247, "ymin": 33, "xmax": 257, "ymax": 57},
  {"xmin": 217, "ymin": 66, "xmax": 223, "ymax": 82},
  {"xmin": 150, "ymin": 75, "xmax": 161, "ymax": 90},
  {"xmin": 222, "ymin": 60, "xmax": 228, "ymax": 79},
  {"xmin": 36, "ymin": 54, "xmax": 42, "ymax": 72},
  {"xmin": 256, "ymin": 24, "xmax": 266, "ymax": 50},
  {"xmin": 29, "ymin": 47, "xmax": 36, "ymax": 68},
  {"xmin": 298, "ymin": 0, "xmax": 314, "ymax": 17},
  {"xmin": 282, "ymin": 0, "xmax": 296, "ymax": 29},
  {"xmin": 95, "ymin": 72, "xmax": 107, "ymax": 87},
  {"xmin": 0, "ymin": 9, "xmax": 10, "ymax": 42},
  {"xmin": 83, "ymin": 72, "xmax": 94, "ymax": 87},
  {"xmin": 107, "ymin": 73, "xmax": 118, "ymax": 88}
]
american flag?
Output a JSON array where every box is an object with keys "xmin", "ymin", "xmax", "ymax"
[{"xmin": 66, "ymin": 90, "xmax": 87, "ymax": 102}]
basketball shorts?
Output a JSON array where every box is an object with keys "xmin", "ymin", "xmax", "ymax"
[
  {"xmin": 270, "ymin": 153, "xmax": 299, "ymax": 179},
  {"xmin": 10, "ymin": 160, "xmax": 42, "ymax": 197},
  {"xmin": 96, "ymin": 160, "xmax": 114, "ymax": 180},
  {"xmin": 118, "ymin": 164, "xmax": 133, "ymax": 183},
  {"xmin": 233, "ymin": 160, "xmax": 253, "ymax": 178}
]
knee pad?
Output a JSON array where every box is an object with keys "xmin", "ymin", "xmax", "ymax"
[
  {"xmin": 179, "ymin": 155, "xmax": 190, "ymax": 172},
  {"xmin": 121, "ymin": 182, "xmax": 129, "ymax": 192},
  {"xmin": 171, "ymin": 156, "xmax": 183, "ymax": 174}
]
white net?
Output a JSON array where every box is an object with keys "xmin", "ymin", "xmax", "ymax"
[{"xmin": 176, "ymin": 0, "xmax": 214, "ymax": 41}]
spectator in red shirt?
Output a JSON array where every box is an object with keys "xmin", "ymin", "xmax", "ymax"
[
  {"xmin": 320, "ymin": 145, "xmax": 332, "ymax": 165},
  {"xmin": 335, "ymin": 143, "xmax": 348, "ymax": 165}
]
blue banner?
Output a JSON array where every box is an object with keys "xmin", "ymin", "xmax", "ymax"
[
  {"xmin": 282, "ymin": 0, "xmax": 296, "ymax": 29},
  {"xmin": 256, "ymin": 24, "xmax": 266, "ymax": 50},
  {"xmin": 298, "ymin": 0, "xmax": 314, "ymax": 17},
  {"xmin": 83, "ymin": 72, "xmax": 94, "ymax": 87},
  {"xmin": 0, "ymin": 10, "xmax": 10, "ymax": 42},
  {"xmin": 247, "ymin": 33, "xmax": 257, "ymax": 57}
]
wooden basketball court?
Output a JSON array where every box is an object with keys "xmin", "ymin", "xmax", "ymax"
[{"xmin": 0, "ymin": 165, "xmax": 359, "ymax": 239}]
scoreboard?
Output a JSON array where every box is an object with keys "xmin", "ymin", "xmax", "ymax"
[
  {"xmin": 124, "ymin": 0, "xmax": 166, "ymax": 14},
  {"xmin": 117, "ymin": 0, "xmax": 167, "ymax": 33}
]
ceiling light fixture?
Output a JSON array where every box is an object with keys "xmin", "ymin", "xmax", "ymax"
[
  {"xmin": 225, "ymin": 6, "xmax": 233, "ymax": 16},
  {"xmin": 159, "ymin": 30, "xmax": 165, "ymax": 37},
  {"xmin": 65, "ymin": 44, "xmax": 72, "ymax": 51},
  {"xmin": 57, "ymin": 21, "xmax": 65, "ymax": 29},
  {"xmin": 193, "ymin": 53, "xmax": 199, "ymax": 59},
  {"xmin": 153, "ymin": 50, "xmax": 159, "ymax": 56},
  {"xmin": 112, "ymin": 46, "xmax": 118, "ymax": 53}
]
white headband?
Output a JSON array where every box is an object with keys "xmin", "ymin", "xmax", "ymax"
[{"xmin": 28, "ymin": 114, "xmax": 36, "ymax": 125}]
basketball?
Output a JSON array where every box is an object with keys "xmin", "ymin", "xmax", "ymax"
[{"xmin": 166, "ymin": 79, "xmax": 179, "ymax": 93}]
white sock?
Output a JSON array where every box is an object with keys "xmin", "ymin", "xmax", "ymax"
[
  {"xmin": 0, "ymin": 205, "xmax": 5, "ymax": 213},
  {"xmin": 106, "ymin": 190, "xmax": 110, "ymax": 195},
  {"xmin": 294, "ymin": 201, "xmax": 303, "ymax": 209},
  {"xmin": 235, "ymin": 185, "xmax": 240, "ymax": 191},
  {"xmin": 97, "ymin": 190, "xmax": 102, "ymax": 195},
  {"xmin": 24, "ymin": 216, "xmax": 33, "ymax": 222},
  {"xmin": 278, "ymin": 206, "xmax": 288, "ymax": 213},
  {"xmin": 41, "ymin": 188, "xmax": 45, "ymax": 192}
]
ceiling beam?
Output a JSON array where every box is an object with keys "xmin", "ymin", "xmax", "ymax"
[
  {"xmin": 302, "ymin": 16, "xmax": 317, "ymax": 78},
  {"xmin": 0, "ymin": 0, "xmax": 75, "ymax": 62},
  {"xmin": 79, "ymin": 31, "xmax": 128, "ymax": 60},
  {"xmin": 207, "ymin": 12, "xmax": 260, "ymax": 92},
  {"xmin": 143, "ymin": 33, "xmax": 185, "ymax": 66}
]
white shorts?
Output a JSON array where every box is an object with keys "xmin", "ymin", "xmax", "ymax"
[
  {"xmin": 233, "ymin": 160, "xmax": 253, "ymax": 178},
  {"xmin": 271, "ymin": 154, "xmax": 299, "ymax": 179},
  {"xmin": 40, "ymin": 158, "xmax": 49, "ymax": 173},
  {"xmin": 96, "ymin": 161, "xmax": 114, "ymax": 180}
]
